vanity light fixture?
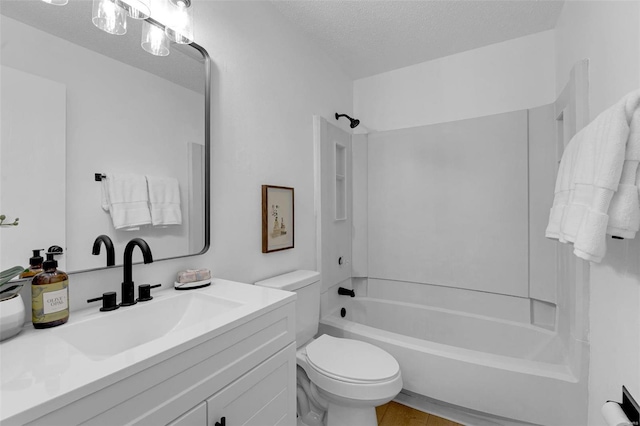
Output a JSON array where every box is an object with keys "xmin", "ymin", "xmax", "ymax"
[
  {"xmin": 92, "ymin": 0, "xmax": 127, "ymax": 35},
  {"xmin": 164, "ymin": 0, "xmax": 194, "ymax": 44},
  {"xmin": 41, "ymin": 0, "xmax": 69, "ymax": 6},
  {"xmin": 41, "ymin": 0, "xmax": 194, "ymax": 57},
  {"xmin": 141, "ymin": 20, "xmax": 170, "ymax": 56}
]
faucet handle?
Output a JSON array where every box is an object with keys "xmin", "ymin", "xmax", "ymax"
[
  {"xmin": 137, "ymin": 284, "xmax": 161, "ymax": 302},
  {"xmin": 87, "ymin": 292, "xmax": 119, "ymax": 311}
]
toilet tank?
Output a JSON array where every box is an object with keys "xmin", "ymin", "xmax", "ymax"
[{"xmin": 255, "ymin": 270, "xmax": 320, "ymax": 347}]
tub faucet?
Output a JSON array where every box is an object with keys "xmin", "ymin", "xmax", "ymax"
[
  {"xmin": 92, "ymin": 234, "xmax": 115, "ymax": 267},
  {"xmin": 121, "ymin": 238, "xmax": 153, "ymax": 306},
  {"xmin": 338, "ymin": 287, "xmax": 355, "ymax": 297}
]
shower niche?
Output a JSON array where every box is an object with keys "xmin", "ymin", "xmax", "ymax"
[{"xmin": 335, "ymin": 142, "xmax": 347, "ymax": 221}]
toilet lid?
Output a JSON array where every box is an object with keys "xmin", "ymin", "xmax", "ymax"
[{"xmin": 306, "ymin": 335, "xmax": 400, "ymax": 383}]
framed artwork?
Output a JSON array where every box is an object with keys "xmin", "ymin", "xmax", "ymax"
[{"xmin": 262, "ymin": 185, "xmax": 294, "ymax": 253}]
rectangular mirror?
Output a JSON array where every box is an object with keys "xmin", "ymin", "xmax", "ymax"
[{"xmin": 0, "ymin": 0, "xmax": 210, "ymax": 273}]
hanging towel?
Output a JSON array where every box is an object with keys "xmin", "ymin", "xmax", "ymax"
[
  {"xmin": 606, "ymin": 106, "xmax": 640, "ymax": 238},
  {"xmin": 101, "ymin": 173, "xmax": 152, "ymax": 230},
  {"xmin": 146, "ymin": 175, "xmax": 182, "ymax": 226},
  {"xmin": 546, "ymin": 90, "xmax": 640, "ymax": 262}
]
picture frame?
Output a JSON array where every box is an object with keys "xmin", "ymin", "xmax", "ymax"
[{"xmin": 262, "ymin": 185, "xmax": 295, "ymax": 253}]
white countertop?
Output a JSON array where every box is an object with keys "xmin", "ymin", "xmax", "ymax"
[{"xmin": 0, "ymin": 279, "xmax": 295, "ymax": 424}]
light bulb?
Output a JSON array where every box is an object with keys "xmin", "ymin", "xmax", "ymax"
[
  {"xmin": 142, "ymin": 20, "xmax": 170, "ymax": 56},
  {"xmin": 92, "ymin": 0, "xmax": 127, "ymax": 35},
  {"xmin": 165, "ymin": 0, "xmax": 193, "ymax": 44}
]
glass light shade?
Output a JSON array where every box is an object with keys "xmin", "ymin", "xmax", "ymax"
[
  {"xmin": 92, "ymin": 0, "xmax": 127, "ymax": 35},
  {"xmin": 164, "ymin": 0, "xmax": 193, "ymax": 44},
  {"xmin": 141, "ymin": 20, "xmax": 170, "ymax": 56},
  {"xmin": 41, "ymin": 0, "xmax": 69, "ymax": 5},
  {"xmin": 115, "ymin": 0, "xmax": 151, "ymax": 20}
]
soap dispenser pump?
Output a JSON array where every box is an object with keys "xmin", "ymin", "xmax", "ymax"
[
  {"xmin": 19, "ymin": 249, "xmax": 44, "ymax": 279},
  {"xmin": 31, "ymin": 253, "xmax": 69, "ymax": 329}
]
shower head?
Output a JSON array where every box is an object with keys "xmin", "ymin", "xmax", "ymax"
[{"xmin": 335, "ymin": 113, "xmax": 360, "ymax": 129}]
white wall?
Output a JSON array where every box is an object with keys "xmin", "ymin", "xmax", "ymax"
[
  {"xmin": 554, "ymin": 2, "xmax": 640, "ymax": 424},
  {"xmin": 11, "ymin": 1, "xmax": 352, "ymax": 313},
  {"xmin": 353, "ymin": 30, "xmax": 556, "ymax": 132}
]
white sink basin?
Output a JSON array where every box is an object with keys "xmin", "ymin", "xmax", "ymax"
[{"xmin": 56, "ymin": 292, "xmax": 242, "ymax": 359}]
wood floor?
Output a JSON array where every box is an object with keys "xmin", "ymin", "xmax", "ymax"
[{"xmin": 376, "ymin": 401, "xmax": 462, "ymax": 426}]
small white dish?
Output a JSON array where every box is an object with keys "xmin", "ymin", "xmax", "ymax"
[{"xmin": 174, "ymin": 279, "xmax": 211, "ymax": 290}]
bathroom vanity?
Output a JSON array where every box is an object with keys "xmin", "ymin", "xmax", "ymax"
[{"xmin": 0, "ymin": 280, "xmax": 296, "ymax": 426}]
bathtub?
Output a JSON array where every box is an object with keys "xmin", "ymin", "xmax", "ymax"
[{"xmin": 319, "ymin": 297, "xmax": 587, "ymax": 425}]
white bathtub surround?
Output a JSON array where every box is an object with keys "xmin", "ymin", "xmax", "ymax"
[
  {"xmin": 546, "ymin": 90, "xmax": 640, "ymax": 262},
  {"xmin": 366, "ymin": 278, "xmax": 531, "ymax": 324},
  {"xmin": 320, "ymin": 296, "xmax": 588, "ymax": 425}
]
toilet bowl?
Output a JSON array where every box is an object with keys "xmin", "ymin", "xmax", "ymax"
[
  {"xmin": 297, "ymin": 334, "xmax": 402, "ymax": 426},
  {"xmin": 255, "ymin": 270, "xmax": 403, "ymax": 426}
]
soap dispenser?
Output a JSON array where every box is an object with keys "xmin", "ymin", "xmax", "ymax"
[
  {"xmin": 19, "ymin": 249, "xmax": 44, "ymax": 279},
  {"xmin": 31, "ymin": 253, "xmax": 69, "ymax": 329}
]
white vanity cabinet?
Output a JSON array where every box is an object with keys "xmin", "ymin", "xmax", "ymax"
[{"xmin": 11, "ymin": 289, "xmax": 296, "ymax": 426}]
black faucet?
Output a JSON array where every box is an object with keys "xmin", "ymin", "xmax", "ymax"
[
  {"xmin": 92, "ymin": 235, "xmax": 115, "ymax": 267},
  {"xmin": 338, "ymin": 287, "xmax": 355, "ymax": 297},
  {"xmin": 121, "ymin": 238, "xmax": 153, "ymax": 306}
]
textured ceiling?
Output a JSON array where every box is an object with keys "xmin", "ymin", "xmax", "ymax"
[{"xmin": 270, "ymin": 0, "xmax": 565, "ymax": 79}]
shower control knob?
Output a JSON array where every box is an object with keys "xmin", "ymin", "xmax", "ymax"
[
  {"xmin": 215, "ymin": 417, "xmax": 226, "ymax": 426},
  {"xmin": 338, "ymin": 256, "xmax": 343, "ymax": 265}
]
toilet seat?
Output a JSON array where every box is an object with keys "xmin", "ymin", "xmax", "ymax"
[
  {"xmin": 300, "ymin": 335, "xmax": 403, "ymax": 402},
  {"xmin": 306, "ymin": 335, "xmax": 400, "ymax": 384}
]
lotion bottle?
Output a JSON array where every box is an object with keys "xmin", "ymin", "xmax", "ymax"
[{"xmin": 31, "ymin": 253, "xmax": 69, "ymax": 328}]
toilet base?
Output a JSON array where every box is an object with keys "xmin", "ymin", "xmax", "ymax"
[{"xmin": 326, "ymin": 402, "xmax": 377, "ymax": 426}]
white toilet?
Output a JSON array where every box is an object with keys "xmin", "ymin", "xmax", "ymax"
[{"xmin": 256, "ymin": 270, "xmax": 402, "ymax": 426}]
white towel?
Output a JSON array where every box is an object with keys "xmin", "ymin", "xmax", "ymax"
[
  {"xmin": 101, "ymin": 173, "xmax": 152, "ymax": 230},
  {"xmin": 607, "ymin": 106, "xmax": 640, "ymax": 238},
  {"xmin": 146, "ymin": 175, "xmax": 182, "ymax": 226},
  {"xmin": 546, "ymin": 90, "xmax": 640, "ymax": 262}
]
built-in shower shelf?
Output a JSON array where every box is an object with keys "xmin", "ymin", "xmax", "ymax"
[{"xmin": 335, "ymin": 142, "xmax": 347, "ymax": 220}]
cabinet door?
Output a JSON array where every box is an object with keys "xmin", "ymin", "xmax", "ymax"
[
  {"xmin": 207, "ymin": 344, "xmax": 296, "ymax": 426},
  {"xmin": 167, "ymin": 402, "xmax": 207, "ymax": 426}
]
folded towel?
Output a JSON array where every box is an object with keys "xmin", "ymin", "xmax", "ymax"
[
  {"xmin": 146, "ymin": 175, "xmax": 182, "ymax": 226},
  {"xmin": 101, "ymin": 173, "xmax": 152, "ymax": 230},
  {"xmin": 546, "ymin": 90, "xmax": 640, "ymax": 262}
]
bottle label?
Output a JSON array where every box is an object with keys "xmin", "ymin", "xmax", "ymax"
[
  {"xmin": 43, "ymin": 288, "xmax": 68, "ymax": 314},
  {"xmin": 32, "ymin": 280, "xmax": 69, "ymax": 324}
]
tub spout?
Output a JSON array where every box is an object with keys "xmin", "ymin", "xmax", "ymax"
[{"xmin": 338, "ymin": 287, "xmax": 355, "ymax": 297}]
